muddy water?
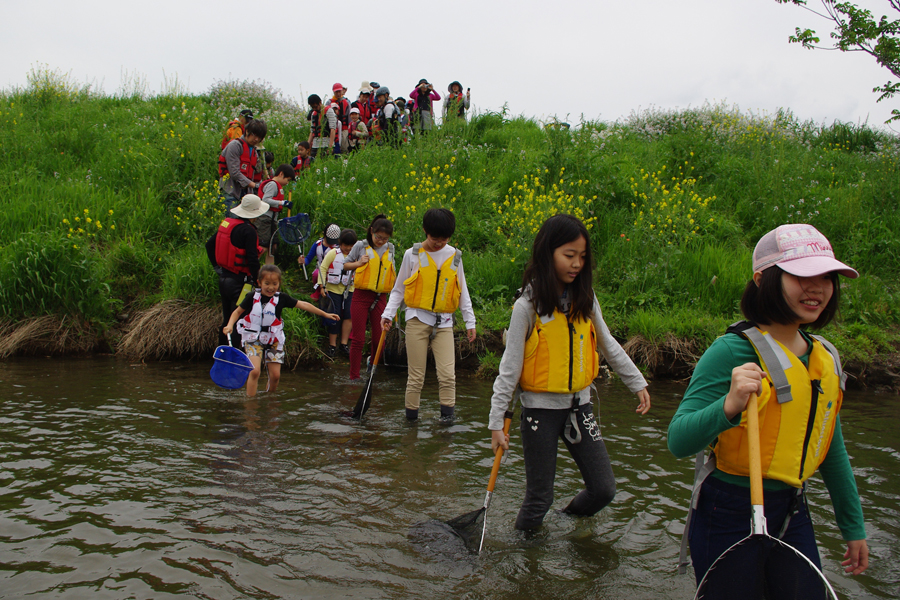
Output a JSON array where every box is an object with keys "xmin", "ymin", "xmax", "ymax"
[{"xmin": 0, "ymin": 357, "xmax": 896, "ymax": 599}]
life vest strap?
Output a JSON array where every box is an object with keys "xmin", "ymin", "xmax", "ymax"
[
  {"xmin": 412, "ymin": 242, "xmax": 429, "ymax": 269},
  {"xmin": 743, "ymin": 327, "xmax": 794, "ymax": 404},
  {"xmin": 810, "ymin": 334, "xmax": 847, "ymax": 390},
  {"xmin": 678, "ymin": 452, "xmax": 718, "ymax": 575}
]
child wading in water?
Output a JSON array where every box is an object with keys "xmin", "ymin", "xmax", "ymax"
[
  {"xmin": 223, "ymin": 265, "xmax": 339, "ymax": 396},
  {"xmin": 382, "ymin": 208, "xmax": 476, "ymax": 422},
  {"xmin": 668, "ymin": 224, "xmax": 869, "ymax": 591},
  {"xmin": 489, "ymin": 214, "xmax": 651, "ymax": 530},
  {"xmin": 342, "ymin": 215, "xmax": 396, "ymax": 380}
]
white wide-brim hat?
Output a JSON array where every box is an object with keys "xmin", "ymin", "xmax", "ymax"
[{"xmin": 230, "ymin": 194, "xmax": 269, "ymax": 220}]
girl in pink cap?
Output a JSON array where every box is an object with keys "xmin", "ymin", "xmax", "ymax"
[{"xmin": 668, "ymin": 224, "xmax": 870, "ymax": 594}]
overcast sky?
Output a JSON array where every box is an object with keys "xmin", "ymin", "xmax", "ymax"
[{"xmin": 4, "ymin": 0, "xmax": 897, "ymax": 129}]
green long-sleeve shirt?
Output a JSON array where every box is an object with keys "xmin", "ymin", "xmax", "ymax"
[{"xmin": 668, "ymin": 332, "xmax": 866, "ymax": 542}]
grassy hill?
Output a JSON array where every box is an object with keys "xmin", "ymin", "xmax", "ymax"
[{"xmin": 3, "ymin": 68, "xmax": 899, "ymax": 382}]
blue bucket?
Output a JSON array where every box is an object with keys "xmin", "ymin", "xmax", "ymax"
[{"xmin": 210, "ymin": 344, "xmax": 254, "ymax": 389}]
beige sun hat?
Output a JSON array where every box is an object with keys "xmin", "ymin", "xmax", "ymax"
[
  {"xmin": 230, "ymin": 194, "xmax": 269, "ymax": 219},
  {"xmin": 358, "ymin": 81, "xmax": 373, "ymax": 93}
]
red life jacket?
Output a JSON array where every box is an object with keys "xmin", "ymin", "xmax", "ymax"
[
  {"xmin": 352, "ymin": 100, "xmax": 372, "ymax": 124},
  {"xmin": 214, "ymin": 218, "xmax": 257, "ymax": 277},
  {"xmin": 217, "ymin": 138, "xmax": 258, "ymax": 182},
  {"xmin": 259, "ymin": 178, "xmax": 284, "ymax": 213},
  {"xmin": 294, "ymin": 155, "xmax": 311, "ymax": 171},
  {"xmin": 329, "ymin": 97, "xmax": 351, "ymax": 126}
]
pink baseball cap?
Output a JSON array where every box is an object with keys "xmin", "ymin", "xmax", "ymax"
[
  {"xmin": 332, "ymin": 83, "xmax": 344, "ymax": 92},
  {"xmin": 752, "ymin": 224, "xmax": 858, "ymax": 278}
]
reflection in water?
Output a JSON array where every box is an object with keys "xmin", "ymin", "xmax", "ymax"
[{"xmin": 0, "ymin": 357, "xmax": 895, "ymax": 599}]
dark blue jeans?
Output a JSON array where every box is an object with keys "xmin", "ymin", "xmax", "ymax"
[{"xmin": 689, "ymin": 475, "xmax": 826, "ymax": 597}]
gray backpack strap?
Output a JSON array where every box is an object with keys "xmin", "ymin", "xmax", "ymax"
[
  {"xmin": 678, "ymin": 452, "xmax": 717, "ymax": 575},
  {"xmin": 743, "ymin": 327, "xmax": 794, "ymax": 404},
  {"xmin": 810, "ymin": 334, "xmax": 847, "ymax": 391},
  {"xmin": 451, "ymin": 248, "xmax": 462, "ymax": 270}
]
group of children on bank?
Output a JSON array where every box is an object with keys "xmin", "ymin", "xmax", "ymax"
[
  {"xmin": 305, "ymin": 79, "xmax": 471, "ymax": 156},
  {"xmin": 209, "ymin": 190, "xmax": 870, "ymax": 591}
]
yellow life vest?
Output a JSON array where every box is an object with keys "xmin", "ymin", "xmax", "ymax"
[
  {"xmin": 402, "ymin": 243, "xmax": 462, "ymax": 313},
  {"xmin": 713, "ymin": 325, "xmax": 844, "ymax": 488},
  {"xmin": 354, "ymin": 241, "xmax": 396, "ymax": 293},
  {"xmin": 520, "ymin": 309, "xmax": 600, "ymax": 394}
]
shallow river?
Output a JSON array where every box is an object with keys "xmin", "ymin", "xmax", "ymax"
[{"xmin": 0, "ymin": 357, "xmax": 896, "ymax": 599}]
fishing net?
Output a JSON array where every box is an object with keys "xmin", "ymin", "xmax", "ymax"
[
  {"xmin": 210, "ymin": 345, "xmax": 254, "ymax": 389},
  {"xmin": 444, "ymin": 507, "xmax": 486, "ymax": 551},
  {"xmin": 278, "ymin": 213, "xmax": 311, "ymax": 245},
  {"xmin": 697, "ymin": 535, "xmax": 835, "ymax": 600},
  {"xmin": 408, "ymin": 517, "xmax": 478, "ymax": 559}
]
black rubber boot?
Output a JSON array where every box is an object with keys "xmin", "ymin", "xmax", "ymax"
[
  {"xmin": 440, "ymin": 405, "xmax": 455, "ymax": 423},
  {"xmin": 405, "ymin": 408, "xmax": 419, "ymax": 422}
]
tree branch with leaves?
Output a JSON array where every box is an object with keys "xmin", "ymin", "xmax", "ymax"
[{"xmin": 776, "ymin": 0, "xmax": 900, "ymax": 122}]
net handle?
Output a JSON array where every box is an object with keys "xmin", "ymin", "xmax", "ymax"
[
  {"xmin": 747, "ymin": 393, "xmax": 763, "ymax": 506},
  {"xmin": 486, "ymin": 411, "xmax": 513, "ymax": 493}
]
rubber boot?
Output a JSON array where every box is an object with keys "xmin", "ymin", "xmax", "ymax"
[
  {"xmin": 405, "ymin": 408, "xmax": 419, "ymax": 422},
  {"xmin": 440, "ymin": 405, "xmax": 455, "ymax": 423}
]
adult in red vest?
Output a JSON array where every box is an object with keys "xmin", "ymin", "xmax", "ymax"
[
  {"xmin": 206, "ymin": 194, "xmax": 269, "ymax": 346},
  {"xmin": 218, "ymin": 119, "xmax": 268, "ymax": 210}
]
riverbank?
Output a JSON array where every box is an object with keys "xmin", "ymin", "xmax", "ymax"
[
  {"xmin": 3, "ymin": 71, "xmax": 900, "ymax": 386},
  {"xmin": 3, "ymin": 302, "xmax": 898, "ymax": 393}
]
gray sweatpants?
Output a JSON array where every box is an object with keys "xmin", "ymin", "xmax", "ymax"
[{"xmin": 516, "ymin": 403, "xmax": 616, "ymax": 530}]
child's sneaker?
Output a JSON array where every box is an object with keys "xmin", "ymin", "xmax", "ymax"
[
  {"xmin": 326, "ymin": 345, "xmax": 337, "ymax": 358},
  {"xmin": 340, "ymin": 343, "xmax": 350, "ymax": 356}
]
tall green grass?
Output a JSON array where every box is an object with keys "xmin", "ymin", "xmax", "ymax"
[{"xmin": 2, "ymin": 67, "xmax": 899, "ymax": 361}]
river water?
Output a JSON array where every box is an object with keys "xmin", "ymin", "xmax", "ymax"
[{"xmin": 0, "ymin": 357, "xmax": 896, "ymax": 599}]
